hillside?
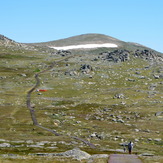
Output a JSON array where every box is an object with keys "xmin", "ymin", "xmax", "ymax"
[
  {"xmin": 32, "ymin": 34, "xmax": 124, "ymax": 46},
  {"xmin": 0, "ymin": 34, "xmax": 55, "ymax": 53},
  {"xmin": 0, "ymin": 34, "xmax": 163, "ymax": 162},
  {"xmin": 30, "ymin": 34, "xmax": 163, "ymax": 55},
  {"xmin": 0, "ymin": 34, "xmax": 20, "ymax": 46}
]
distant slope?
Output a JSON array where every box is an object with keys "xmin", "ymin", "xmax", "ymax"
[
  {"xmin": 31, "ymin": 33, "xmax": 125, "ymax": 47},
  {"xmin": 0, "ymin": 33, "xmax": 162, "ymax": 55},
  {"xmin": 0, "ymin": 34, "xmax": 20, "ymax": 46},
  {"xmin": 30, "ymin": 33, "xmax": 162, "ymax": 55},
  {"xmin": 0, "ymin": 34, "xmax": 53, "ymax": 53}
]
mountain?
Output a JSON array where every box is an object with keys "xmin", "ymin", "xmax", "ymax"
[
  {"xmin": 1, "ymin": 33, "xmax": 162, "ymax": 55},
  {"xmin": 32, "ymin": 33, "xmax": 123, "ymax": 46},
  {"xmin": 30, "ymin": 33, "xmax": 162, "ymax": 54},
  {"xmin": 0, "ymin": 33, "xmax": 163, "ymax": 162}
]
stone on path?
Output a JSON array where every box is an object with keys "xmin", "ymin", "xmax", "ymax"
[{"xmin": 108, "ymin": 154, "xmax": 142, "ymax": 163}]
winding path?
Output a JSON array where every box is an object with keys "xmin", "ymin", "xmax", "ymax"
[{"xmin": 26, "ymin": 56, "xmax": 95, "ymax": 148}]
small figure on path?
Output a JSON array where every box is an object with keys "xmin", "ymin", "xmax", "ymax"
[
  {"xmin": 123, "ymin": 144, "xmax": 126, "ymax": 153},
  {"xmin": 128, "ymin": 141, "xmax": 133, "ymax": 154}
]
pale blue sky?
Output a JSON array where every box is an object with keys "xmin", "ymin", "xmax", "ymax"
[{"xmin": 1, "ymin": 0, "xmax": 163, "ymax": 52}]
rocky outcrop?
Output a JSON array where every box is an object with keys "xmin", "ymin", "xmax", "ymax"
[
  {"xmin": 133, "ymin": 49, "xmax": 158, "ymax": 61},
  {"xmin": 0, "ymin": 34, "xmax": 17, "ymax": 46},
  {"xmin": 99, "ymin": 49, "xmax": 130, "ymax": 62},
  {"xmin": 56, "ymin": 50, "xmax": 71, "ymax": 56},
  {"xmin": 133, "ymin": 49, "xmax": 163, "ymax": 62},
  {"xmin": 80, "ymin": 64, "xmax": 93, "ymax": 74},
  {"xmin": 99, "ymin": 49, "xmax": 163, "ymax": 63}
]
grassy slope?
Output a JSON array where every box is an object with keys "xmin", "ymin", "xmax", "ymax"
[
  {"xmin": 30, "ymin": 33, "xmax": 163, "ymax": 57},
  {"xmin": 0, "ymin": 41, "xmax": 163, "ymax": 162},
  {"xmin": 30, "ymin": 33, "xmax": 123, "ymax": 46}
]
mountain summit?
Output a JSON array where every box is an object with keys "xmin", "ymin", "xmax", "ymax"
[
  {"xmin": 30, "ymin": 33, "xmax": 161, "ymax": 53},
  {"xmin": 33, "ymin": 33, "xmax": 124, "ymax": 47}
]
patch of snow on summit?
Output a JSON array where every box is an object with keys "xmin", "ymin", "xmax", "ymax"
[{"xmin": 50, "ymin": 43, "xmax": 118, "ymax": 50}]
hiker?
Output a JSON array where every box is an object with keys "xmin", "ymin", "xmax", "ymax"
[
  {"xmin": 123, "ymin": 144, "xmax": 126, "ymax": 153},
  {"xmin": 128, "ymin": 141, "xmax": 133, "ymax": 154}
]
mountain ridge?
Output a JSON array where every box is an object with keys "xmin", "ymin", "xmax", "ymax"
[
  {"xmin": 26, "ymin": 33, "xmax": 163, "ymax": 54},
  {"xmin": 0, "ymin": 33, "xmax": 162, "ymax": 55}
]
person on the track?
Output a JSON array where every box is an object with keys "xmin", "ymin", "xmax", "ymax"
[{"xmin": 128, "ymin": 141, "xmax": 134, "ymax": 154}]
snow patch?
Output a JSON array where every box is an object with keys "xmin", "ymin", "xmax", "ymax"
[{"xmin": 50, "ymin": 43, "xmax": 118, "ymax": 50}]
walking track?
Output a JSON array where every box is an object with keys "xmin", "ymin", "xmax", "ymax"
[
  {"xmin": 26, "ymin": 55, "xmax": 95, "ymax": 148},
  {"xmin": 108, "ymin": 154, "xmax": 142, "ymax": 163}
]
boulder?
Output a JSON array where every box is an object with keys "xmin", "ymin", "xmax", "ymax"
[
  {"xmin": 53, "ymin": 148, "xmax": 91, "ymax": 160},
  {"xmin": 155, "ymin": 111, "xmax": 163, "ymax": 116},
  {"xmin": 140, "ymin": 153, "xmax": 154, "ymax": 156},
  {"xmin": 114, "ymin": 93, "xmax": 125, "ymax": 99},
  {"xmin": 154, "ymin": 138, "xmax": 162, "ymax": 142},
  {"xmin": 80, "ymin": 64, "xmax": 93, "ymax": 74},
  {"xmin": 0, "ymin": 143, "xmax": 11, "ymax": 147},
  {"xmin": 56, "ymin": 50, "xmax": 71, "ymax": 56}
]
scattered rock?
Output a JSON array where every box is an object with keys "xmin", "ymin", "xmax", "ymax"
[
  {"xmin": 154, "ymin": 138, "xmax": 162, "ymax": 142},
  {"xmin": 114, "ymin": 93, "xmax": 125, "ymax": 99},
  {"xmin": 117, "ymin": 119, "xmax": 124, "ymax": 123},
  {"xmin": 27, "ymin": 145, "xmax": 43, "ymax": 148},
  {"xmin": 128, "ymin": 78, "xmax": 135, "ymax": 82},
  {"xmin": 148, "ymin": 138, "xmax": 153, "ymax": 141},
  {"xmin": 90, "ymin": 133, "xmax": 96, "ymax": 138},
  {"xmin": 103, "ymin": 108, "xmax": 112, "ymax": 112},
  {"xmin": 153, "ymin": 74, "xmax": 160, "ymax": 79},
  {"xmin": 26, "ymin": 140, "xmax": 34, "ymax": 144},
  {"xmin": 56, "ymin": 50, "xmax": 71, "ymax": 56},
  {"xmin": 140, "ymin": 153, "xmax": 154, "ymax": 156},
  {"xmin": 149, "ymin": 84, "xmax": 157, "ymax": 90},
  {"xmin": 20, "ymin": 73, "xmax": 27, "ymax": 77},
  {"xmin": 53, "ymin": 148, "xmax": 91, "ymax": 160},
  {"xmin": 80, "ymin": 64, "xmax": 93, "ymax": 74},
  {"xmin": 65, "ymin": 70, "xmax": 78, "ymax": 76},
  {"xmin": 112, "ymin": 118, "xmax": 117, "ymax": 122},
  {"xmin": 0, "ymin": 139, "xmax": 6, "ymax": 142},
  {"xmin": 135, "ymin": 139, "xmax": 139, "ymax": 142},
  {"xmin": 134, "ymin": 129, "xmax": 140, "ymax": 132},
  {"xmin": 155, "ymin": 111, "xmax": 163, "ymax": 116},
  {"xmin": 0, "ymin": 143, "xmax": 11, "ymax": 147}
]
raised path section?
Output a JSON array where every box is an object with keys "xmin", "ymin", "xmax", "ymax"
[{"xmin": 108, "ymin": 154, "xmax": 142, "ymax": 163}]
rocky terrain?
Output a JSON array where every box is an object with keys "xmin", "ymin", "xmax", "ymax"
[{"xmin": 0, "ymin": 34, "xmax": 163, "ymax": 162}]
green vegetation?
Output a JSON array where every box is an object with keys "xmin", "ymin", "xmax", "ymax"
[{"xmin": 0, "ymin": 34, "xmax": 163, "ymax": 162}]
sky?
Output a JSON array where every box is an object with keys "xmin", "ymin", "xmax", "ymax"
[{"xmin": 0, "ymin": 0, "xmax": 163, "ymax": 52}]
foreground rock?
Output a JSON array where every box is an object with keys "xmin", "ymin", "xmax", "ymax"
[
  {"xmin": 34, "ymin": 148, "xmax": 91, "ymax": 160},
  {"xmin": 53, "ymin": 148, "xmax": 91, "ymax": 160},
  {"xmin": 33, "ymin": 148, "xmax": 109, "ymax": 161}
]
